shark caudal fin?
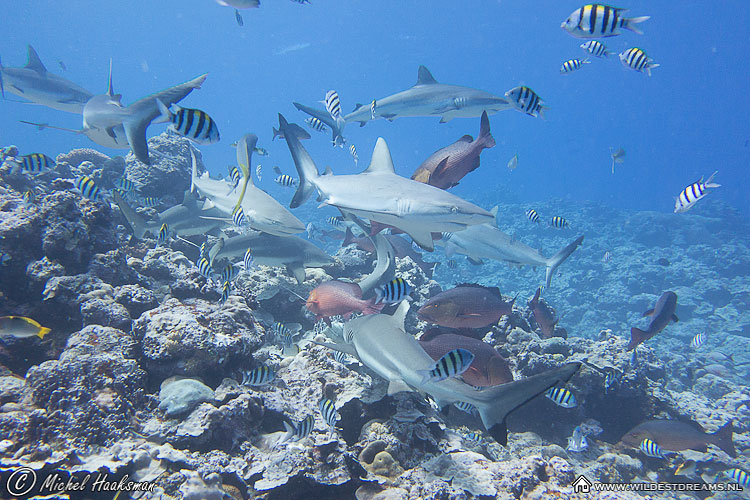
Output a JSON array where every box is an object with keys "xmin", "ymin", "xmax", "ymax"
[
  {"xmin": 0, "ymin": 55, "xmax": 5, "ymax": 99},
  {"xmin": 472, "ymin": 362, "xmax": 580, "ymax": 445},
  {"xmin": 544, "ymin": 235, "xmax": 584, "ymax": 288},
  {"xmin": 710, "ymin": 421, "xmax": 736, "ymax": 458},
  {"xmin": 478, "ymin": 110, "xmax": 495, "ymax": 149},
  {"xmin": 113, "ymin": 190, "xmax": 151, "ymax": 239},
  {"xmin": 279, "ymin": 114, "xmax": 320, "ymax": 209}
]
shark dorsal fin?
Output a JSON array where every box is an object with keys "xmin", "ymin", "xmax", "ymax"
[
  {"xmin": 415, "ymin": 65, "xmax": 437, "ymax": 86},
  {"xmin": 363, "ymin": 138, "xmax": 395, "ymax": 175},
  {"xmin": 25, "ymin": 45, "xmax": 47, "ymax": 74},
  {"xmin": 105, "ymin": 59, "xmax": 122, "ymax": 101},
  {"xmin": 392, "ymin": 300, "xmax": 410, "ymax": 329}
]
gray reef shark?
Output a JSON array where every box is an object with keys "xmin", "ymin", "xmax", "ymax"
[
  {"xmin": 190, "ymin": 134, "xmax": 306, "ymax": 236},
  {"xmin": 438, "ymin": 210, "xmax": 584, "ymax": 288},
  {"xmin": 278, "ymin": 114, "xmax": 494, "ymax": 251},
  {"xmin": 81, "ymin": 63, "xmax": 207, "ymax": 165},
  {"xmin": 114, "ymin": 190, "xmax": 227, "ymax": 239},
  {"xmin": 343, "ymin": 66, "xmax": 511, "ymax": 126},
  {"xmin": 208, "ymin": 231, "xmax": 333, "ymax": 284},
  {"xmin": 0, "ymin": 45, "xmax": 93, "ymax": 113},
  {"xmin": 317, "ymin": 301, "xmax": 581, "ymax": 444}
]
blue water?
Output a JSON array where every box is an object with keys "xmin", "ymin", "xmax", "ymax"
[{"xmin": 2, "ymin": 0, "xmax": 748, "ymax": 215}]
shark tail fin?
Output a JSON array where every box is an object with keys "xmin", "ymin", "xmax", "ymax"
[
  {"xmin": 113, "ymin": 190, "xmax": 150, "ymax": 239},
  {"xmin": 279, "ymin": 114, "xmax": 319, "ymax": 208},
  {"xmin": 0, "ymin": 54, "xmax": 5, "ymax": 99},
  {"xmin": 478, "ymin": 111, "xmax": 495, "ymax": 149},
  {"xmin": 544, "ymin": 235, "xmax": 584, "ymax": 289},
  {"xmin": 473, "ymin": 362, "xmax": 580, "ymax": 445},
  {"xmin": 123, "ymin": 113, "xmax": 153, "ymax": 166},
  {"xmin": 710, "ymin": 421, "xmax": 736, "ymax": 458}
]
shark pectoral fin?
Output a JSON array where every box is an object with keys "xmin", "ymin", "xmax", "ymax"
[
  {"xmin": 202, "ymin": 198, "xmax": 216, "ymax": 210},
  {"xmin": 439, "ymin": 116, "xmax": 453, "ymax": 124},
  {"xmin": 406, "ymin": 228, "xmax": 435, "ymax": 252},
  {"xmin": 287, "ymin": 263, "xmax": 306, "ymax": 284},
  {"xmin": 467, "ymin": 256, "xmax": 483, "ymax": 265},
  {"xmin": 310, "ymin": 340, "xmax": 358, "ymax": 357},
  {"xmin": 672, "ymin": 314, "xmax": 679, "ymax": 323},
  {"xmin": 642, "ymin": 309, "xmax": 655, "ymax": 317},
  {"xmin": 123, "ymin": 117, "xmax": 151, "ymax": 165},
  {"xmin": 387, "ymin": 378, "xmax": 415, "ymax": 396}
]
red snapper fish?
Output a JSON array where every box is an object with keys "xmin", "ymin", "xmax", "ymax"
[{"xmin": 306, "ymin": 280, "xmax": 383, "ymax": 323}]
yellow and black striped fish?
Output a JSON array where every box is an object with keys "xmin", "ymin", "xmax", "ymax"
[
  {"xmin": 416, "ymin": 348, "xmax": 475, "ymax": 384},
  {"xmin": 197, "ymin": 256, "xmax": 212, "ymax": 278},
  {"xmin": 318, "ymin": 397, "xmax": 338, "ymax": 428},
  {"xmin": 562, "ymin": 5, "xmax": 650, "ymax": 38},
  {"xmin": 158, "ymin": 223, "xmax": 169, "ymax": 245},
  {"xmin": 232, "ymin": 206, "xmax": 245, "ymax": 226},
  {"xmin": 545, "ymin": 387, "xmax": 577, "ymax": 407},
  {"xmin": 560, "ymin": 58, "xmax": 590, "ymax": 74},
  {"xmin": 550, "ymin": 216, "xmax": 569, "ymax": 229},
  {"xmin": 75, "ymin": 176, "xmax": 102, "ymax": 201},
  {"xmin": 228, "ymin": 165, "xmax": 241, "ymax": 187},
  {"xmin": 580, "ymin": 40, "xmax": 611, "ymax": 58},
  {"xmin": 16, "ymin": 153, "xmax": 56, "ymax": 173},
  {"xmin": 275, "ymin": 174, "xmax": 297, "ymax": 187},
  {"xmin": 242, "ymin": 365, "xmax": 275, "ymax": 386},
  {"xmin": 526, "ymin": 208, "xmax": 540, "ymax": 224},
  {"xmin": 220, "ymin": 280, "xmax": 231, "ymax": 304},
  {"xmin": 305, "ymin": 117, "xmax": 327, "ymax": 133},
  {"xmin": 157, "ymin": 99, "xmax": 220, "ymax": 144},
  {"xmin": 640, "ymin": 438, "xmax": 666, "ymax": 458},
  {"xmin": 619, "ymin": 47, "xmax": 660, "ymax": 77},
  {"xmin": 375, "ymin": 278, "xmax": 411, "ymax": 304},
  {"xmin": 505, "ymin": 86, "xmax": 546, "ymax": 119}
]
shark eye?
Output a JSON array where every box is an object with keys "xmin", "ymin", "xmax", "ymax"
[{"xmin": 450, "ymin": 206, "xmax": 458, "ymax": 214}]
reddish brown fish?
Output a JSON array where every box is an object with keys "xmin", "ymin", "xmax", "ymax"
[
  {"xmin": 410, "ymin": 111, "xmax": 495, "ymax": 190},
  {"xmin": 528, "ymin": 287, "xmax": 559, "ymax": 339},
  {"xmin": 306, "ymin": 280, "xmax": 383, "ymax": 322},
  {"xmin": 417, "ymin": 284, "xmax": 514, "ymax": 329},
  {"xmin": 418, "ymin": 331, "xmax": 513, "ymax": 386},
  {"xmin": 342, "ymin": 229, "xmax": 438, "ymax": 277},
  {"xmin": 621, "ymin": 420, "xmax": 736, "ymax": 457}
]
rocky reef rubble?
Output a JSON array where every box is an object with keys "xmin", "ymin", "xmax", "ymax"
[{"xmin": 0, "ymin": 148, "xmax": 748, "ymax": 499}]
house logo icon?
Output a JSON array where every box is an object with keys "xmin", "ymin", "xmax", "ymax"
[{"xmin": 572, "ymin": 475, "xmax": 592, "ymax": 493}]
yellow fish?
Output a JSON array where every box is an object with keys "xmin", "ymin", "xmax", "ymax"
[{"xmin": 0, "ymin": 316, "xmax": 51, "ymax": 339}]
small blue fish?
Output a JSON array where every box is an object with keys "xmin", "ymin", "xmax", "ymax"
[
  {"xmin": 22, "ymin": 190, "xmax": 34, "ymax": 208},
  {"xmin": 242, "ymin": 365, "xmax": 275, "ymax": 386},
  {"xmin": 243, "ymin": 248, "xmax": 254, "ymax": 271},
  {"xmin": 158, "ymin": 223, "xmax": 169, "ymax": 245},
  {"xmin": 416, "ymin": 348, "xmax": 475, "ymax": 384},
  {"xmin": 446, "ymin": 259, "xmax": 457, "ymax": 269},
  {"xmin": 640, "ymin": 438, "xmax": 666, "ymax": 458},
  {"xmin": 630, "ymin": 349, "xmax": 638, "ymax": 369},
  {"xmin": 318, "ymin": 397, "xmax": 338, "ymax": 428},
  {"xmin": 282, "ymin": 414, "xmax": 314, "ymax": 443},
  {"xmin": 375, "ymin": 278, "xmax": 411, "ymax": 304},
  {"xmin": 566, "ymin": 426, "xmax": 588, "ymax": 452},
  {"xmin": 602, "ymin": 251, "xmax": 612, "ymax": 263},
  {"xmin": 545, "ymin": 387, "xmax": 577, "ymax": 408},
  {"xmin": 256, "ymin": 165, "xmax": 262, "ymax": 181},
  {"xmin": 349, "ymin": 144, "xmax": 358, "ymax": 164},
  {"xmin": 197, "ymin": 257, "xmax": 212, "ymax": 278}
]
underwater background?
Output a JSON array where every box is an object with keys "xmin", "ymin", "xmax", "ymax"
[{"xmin": 0, "ymin": 1, "xmax": 749, "ymax": 499}]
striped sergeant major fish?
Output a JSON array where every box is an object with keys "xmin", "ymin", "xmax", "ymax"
[
  {"xmin": 375, "ymin": 277, "xmax": 411, "ymax": 304},
  {"xmin": 333, "ymin": 350, "xmax": 349, "ymax": 364},
  {"xmin": 200, "ymin": 241, "xmax": 209, "ymax": 259},
  {"xmin": 580, "ymin": 40, "xmax": 611, "ymax": 58},
  {"xmin": 690, "ymin": 332, "xmax": 706, "ymax": 349},
  {"xmin": 323, "ymin": 90, "xmax": 342, "ymax": 120},
  {"xmin": 220, "ymin": 280, "xmax": 231, "ymax": 304},
  {"xmin": 674, "ymin": 171, "xmax": 720, "ymax": 213},
  {"xmin": 318, "ymin": 397, "xmax": 338, "ymax": 428},
  {"xmin": 243, "ymin": 248, "xmax": 254, "ymax": 271},
  {"xmin": 281, "ymin": 414, "xmax": 314, "ymax": 444},
  {"xmin": 723, "ymin": 468, "xmax": 750, "ymax": 488},
  {"xmin": 228, "ymin": 165, "xmax": 241, "ymax": 187},
  {"xmin": 505, "ymin": 86, "xmax": 546, "ymax": 119},
  {"xmin": 197, "ymin": 256, "xmax": 212, "ymax": 278},
  {"xmin": 157, "ymin": 223, "xmax": 169, "ymax": 245},
  {"xmin": 561, "ymin": 5, "xmax": 650, "ymax": 38},
  {"xmin": 256, "ymin": 165, "xmax": 262, "ymax": 182},
  {"xmin": 545, "ymin": 386, "xmax": 577, "ymax": 408},
  {"xmin": 305, "ymin": 116, "xmax": 328, "ymax": 133},
  {"xmin": 619, "ymin": 47, "xmax": 659, "ymax": 77},
  {"xmin": 220, "ymin": 263, "xmax": 238, "ymax": 283},
  {"xmin": 116, "ymin": 177, "xmax": 136, "ymax": 192},
  {"xmin": 275, "ymin": 174, "xmax": 298, "ymax": 187},
  {"xmin": 75, "ymin": 176, "xmax": 103, "ymax": 201},
  {"xmin": 242, "ymin": 364, "xmax": 275, "ymax": 386},
  {"xmin": 526, "ymin": 208, "xmax": 540, "ymax": 224},
  {"xmin": 465, "ymin": 431, "xmax": 482, "ymax": 443},
  {"xmin": 326, "ymin": 216, "xmax": 343, "ymax": 228},
  {"xmin": 232, "ymin": 206, "xmax": 245, "ymax": 226},
  {"xmin": 370, "ymin": 99, "xmax": 377, "ymax": 119},
  {"xmin": 454, "ymin": 401, "xmax": 477, "ymax": 415},
  {"xmin": 156, "ymin": 99, "xmax": 220, "ymax": 144},
  {"xmin": 274, "ymin": 322, "xmax": 289, "ymax": 342},
  {"xmin": 14, "ymin": 153, "xmax": 56, "ymax": 173},
  {"xmin": 550, "ymin": 216, "xmax": 569, "ymax": 229},
  {"xmin": 416, "ymin": 348, "xmax": 475, "ymax": 384},
  {"xmin": 349, "ymin": 144, "xmax": 358, "ymax": 164},
  {"xmin": 22, "ymin": 190, "xmax": 35, "ymax": 208},
  {"xmin": 560, "ymin": 58, "xmax": 590, "ymax": 74},
  {"xmin": 140, "ymin": 196, "xmax": 160, "ymax": 208},
  {"xmin": 640, "ymin": 438, "xmax": 666, "ymax": 458}
]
